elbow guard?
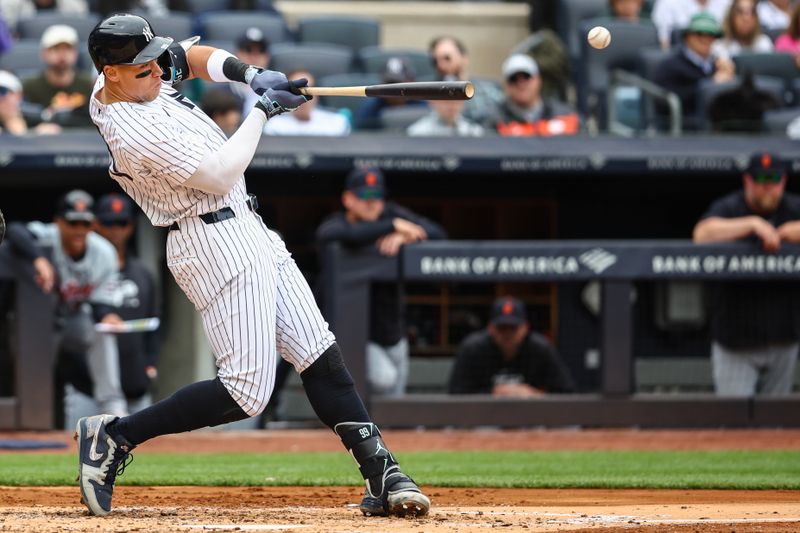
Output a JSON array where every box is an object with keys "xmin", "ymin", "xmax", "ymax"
[{"xmin": 159, "ymin": 36, "xmax": 200, "ymax": 84}]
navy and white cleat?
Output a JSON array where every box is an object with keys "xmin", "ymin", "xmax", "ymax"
[{"xmin": 74, "ymin": 414, "xmax": 135, "ymax": 516}]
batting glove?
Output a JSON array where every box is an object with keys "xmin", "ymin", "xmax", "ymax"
[{"xmin": 254, "ymin": 78, "xmax": 311, "ymax": 118}]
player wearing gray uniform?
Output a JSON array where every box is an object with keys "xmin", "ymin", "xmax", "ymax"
[
  {"xmin": 6, "ymin": 190, "xmax": 128, "ymax": 420},
  {"xmin": 75, "ymin": 13, "xmax": 429, "ymax": 519}
]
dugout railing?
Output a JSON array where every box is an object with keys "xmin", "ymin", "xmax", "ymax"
[{"xmin": 322, "ymin": 240, "xmax": 800, "ymax": 428}]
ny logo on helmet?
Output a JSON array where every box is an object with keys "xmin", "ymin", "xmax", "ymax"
[{"xmin": 143, "ymin": 25, "xmax": 154, "ymax": 42}]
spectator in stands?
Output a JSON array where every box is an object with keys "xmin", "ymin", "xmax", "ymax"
[
  {"xmin": 758, "ymin": 0, "xmax": 792, "ymax": 30},
  {"xmin": 5, "ymin": 190, "xmax": 127, "ymax": 427},
  {"xmin": 0, "ymin": 0, "xmax": 87, "ymax": 31},
  {"xmin": 428, "ymin": 35, "xmax": 505, "ymax": 123},
  {"xmin": 316, "ymin": 167, "xmax": 446, "ymax": 397},
  {"xmin": 92, "ymin": 193, "xmax": 160, "ymax": 419},
  {"xmin": 653, "ymin": 12, "xmax": 735, "ymax": 129},
  {"xmin": 693, "ymin": 151, "xmax": 800, "ymax": 396},
  {"xmin": 652, "ymin": 0, "xmax": 731, "ymax": 48},
  {"xmin": 712, "ymin": 0, "xmax": 774, "ymax": 60},
  {"xmin": 264, "ymin": 70, "xmax": 350, "ymax": 136},
  {"xmin": 228, "ymin": 27, "xmax": 270, "ymax": 114},
  {"xmin": 201, "ymin": 89, "xmax": 242, "ymax": 137},
  {"xmin": 406, "ymin": 98, "xmax": 484, "ymax": 137},
  {"xmin": 605, "ymin": 0, "xmax": 651, "ymax": 22},
  {"xmin": 96, "ymin": 0, "xmax": 187, "ymax": 16},
  {"xmin": 774, "ymin": 2, "xmax": 800, "ymax": 60},
  {"xmin": 354, "ymin": 56, "xmax": 427, "ymax": 131},
  {"xmin": 0, "ymin": 70, "xmax": 27, "ymax": 135},
  {"xmin": 491, "ymin": 53, "xmax": 579, "ymax": 137},
  {"xmin": 22, "ymin": 24, "xmax": 93, "ymax": 130},
  {"xmin": 449, "ymin": 296, "xmax": 575, "ymax": 397}
]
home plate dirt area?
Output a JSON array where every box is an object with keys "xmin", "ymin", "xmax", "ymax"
[{"xmin": 1, "ymin": 428, "xmax": 799, "ymax": 532}]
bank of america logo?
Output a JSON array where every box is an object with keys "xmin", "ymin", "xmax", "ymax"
[{"xmin": 579, "ymin": 248, "xmax": 617, "ymax": 274}]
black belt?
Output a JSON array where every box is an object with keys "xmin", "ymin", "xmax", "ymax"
[{"xmin": 168, "ymin": 194, "xmax": 259, "ymax": 232}]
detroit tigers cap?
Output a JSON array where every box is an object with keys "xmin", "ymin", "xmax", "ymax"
[
  {"xmin": 747, "ymin": 151, "xmax": 786, "ymax": 176},
  {"xmin": 95, "ymin": 193, "xmax": 134, "ymax": 224},
  {"xmin": 490, "ymin": 296, "xmax": 527, "ymax": 326},
  {"xmin": 346, "ymin": 168, "xmax": 385, "ymax": 199},
  {"xmin": 56, "ymin": 189, "xmax": 95, "ymax": 222}
]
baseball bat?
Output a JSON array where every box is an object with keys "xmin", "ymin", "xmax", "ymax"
[{"xmin": 298, "ymin": 81, "xmax": 474, "ymax": 100}]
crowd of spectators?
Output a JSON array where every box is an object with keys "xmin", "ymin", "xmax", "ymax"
[{"xmin": 3, "ymin": 0, "xmax": 798, "ymax": 138}]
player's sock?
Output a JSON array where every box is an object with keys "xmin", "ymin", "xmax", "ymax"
[
  {"xmin": 106, "ymin": 377, "xmax": 248, "ymax": 446},
  {"xmin": 300, "ymin": 342, "xmax": 370, "ymax": 427}
]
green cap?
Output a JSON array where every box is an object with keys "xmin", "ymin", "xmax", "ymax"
[{"xmin": 685, "ymin": 11, "xmax": 723, "ymax": 37}]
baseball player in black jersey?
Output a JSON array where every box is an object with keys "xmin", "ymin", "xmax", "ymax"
[
  {"xmin": 693, "ymin": 152, "xmax": 800, "ymax": 396},
  {"xmin": 75, "ymin": 13, "xmax": 429, "ymax": 519}
]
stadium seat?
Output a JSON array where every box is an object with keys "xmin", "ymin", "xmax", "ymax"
[
  {"xmin": 637, "ymin": 47, "xmax": 671, "ymax": 81},
  {"xmin": 556, "ymin": 0, "xmax": 607, "ymax": 65},
  {"xmin": 762, "ymin": 26, "xmax": 784, "ymax": 43},
  {"xmin": 763, "ymin": 107, "xmax": 800, "ymax": 134},
  {"xmin": 358, "ymin": 46, "xmax": 437, "ymax": 80},
  {"xmin": 268, "ymin": 43, "xmax": 354, "ymax": 79},
  {"xmin": 197, "ymin": 39, "xmax": 235, "ymax": 52},
  {"xmin": 297, "ymin": 16, "xmax": 380, "ymax": 55},
  {"xmin": 183, "ymin": 0, "xmax": 229, "ymax": 13},
  {"xmin": 578, "ymin": 19, "xmax": 659, "ymax": 125},
  {"xmin": 145, "ymin": 13, "xmax": 195, "ymax": 41},
  {"xmin": 379, "ymin": 105, "xmax": 430, "ymax": 132},
  {"xmin": 317, "ymin": 72, "xmax": 382, "ymax": 118},
  {"xmin": 198, "ymin": 11, "xmax": 291, "ymax": 44},
  {"xmin": 732, "ymin": 52, "xmax": 799, "ymax": 105},
  {"xmin": 698, "ymin": 75, "xmax": 784, "ymax": 131},
  {"xmin": 17, "ymin": 13, "xmax": 101, "ymax": 42},
  {"xmin": 0, "ymin": 40, "xmax": 43, "ymax": 80}
]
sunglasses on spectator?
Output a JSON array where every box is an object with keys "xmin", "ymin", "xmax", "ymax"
[
  {"xmin": 752, "ymin": 173, "xmax": 783, "ymax": 184},
  {"xmin": 507, "ymin": 72, "xmax": 532, "ymax": 84},
  {"xmin": 100, "ymin": 220, "xmax": 131, "ymax": 227},
  {"xmin": 65, "ymin": 220, "xmax": 92, "ymax": 228},
  {"xmin": 0, "ymin": 87, "xmax": 11, "ymax": 96}
]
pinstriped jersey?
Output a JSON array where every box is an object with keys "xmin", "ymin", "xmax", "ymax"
[{"xmin": 89, "ymin": 74, "xmax": 249, "ymax": 226}]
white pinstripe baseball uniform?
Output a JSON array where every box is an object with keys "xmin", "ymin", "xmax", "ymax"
[{"xmin": 90, "ymin": 74, "xmax": 336, "ymax": 415}]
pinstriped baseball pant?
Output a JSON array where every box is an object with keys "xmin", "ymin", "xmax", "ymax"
[
  {"xmin": 712, "ymin": 341, "xmax": 798, "ymax": 396},
  {"xmin": 166, "ymin": 203, "xmax": 335, "ymax": 416}
]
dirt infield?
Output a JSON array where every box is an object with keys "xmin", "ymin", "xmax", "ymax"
[{"xmin": 1, "ymin": 429, "xmax": 799, "ymax": 532}]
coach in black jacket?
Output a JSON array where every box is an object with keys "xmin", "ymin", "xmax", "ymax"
[
  {"xmin": 449, "ymin": 296, "xmax": 575, "ymax": 396},
  {"xmin": 653, "ymin": 12, "xmax": 734, "ymax": 130},
  {"xmin": 317, "ymin": 167, "xmax": 446, "ymax": 396}
]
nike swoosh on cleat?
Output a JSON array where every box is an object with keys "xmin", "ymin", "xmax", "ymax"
[{"xmin": 88, "ymin": 425, "xmax": 104, "ymax": 462}]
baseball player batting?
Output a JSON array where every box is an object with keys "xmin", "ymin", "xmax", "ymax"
[{"xmin": 76, "ymin": 14, "xmax": 429, "ymax": 519}]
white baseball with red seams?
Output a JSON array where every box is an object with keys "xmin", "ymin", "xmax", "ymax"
[{"xmin": 588, "ymin": 26, "xmax": 612, "ymax": 49}]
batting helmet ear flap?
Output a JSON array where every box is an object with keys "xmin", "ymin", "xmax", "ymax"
[{"xmin": 158, "ymin": 36, "xmax": 199, "ymax": 84}]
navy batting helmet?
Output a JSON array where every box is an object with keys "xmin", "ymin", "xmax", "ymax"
[{"xmin": 88, "ymin": 14, "xmax": 173, "ymax": 73}]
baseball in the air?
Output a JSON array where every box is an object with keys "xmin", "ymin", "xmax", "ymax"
[{"xmin": 587, "ymin": 26, "xmax": 611, "ymax": 49}]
